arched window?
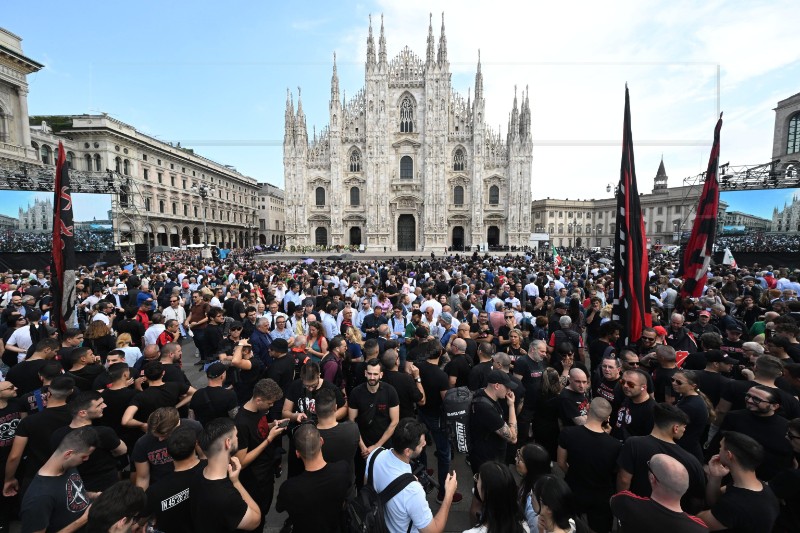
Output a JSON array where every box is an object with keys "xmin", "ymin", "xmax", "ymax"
[
  {"xmin": 454, "ymin": 185, "xmax": 464, "ymax": 206},
  {"xmin": 94, "ymin": 154, "xmax": 102, "ymax": 171},
  {"xmin": 453, "ymin": 148, "xmax": 465, "ymax": 171},
  {"xmin": 488, "ymin": 185, "xmax": 499, "ymax": 205},
  {"xmin": 315, "ymin": 187, "xmax": 326, "ymax": 206},
  {"xmin": 66, "ymin": 152, "xmax": 74, "ymax": 169},
  {"xmin": 548, "ymin": 225, "xmax": 554, "ymax": 233},
  {"xmin": 123, "ymin": 159, "xmax": 130, "ymax": 175},
  {"xmin": 84, "ymin": 154, "xmax": 92, "ymax": 171},
  {"xmin": 41, "ymin": 145, "xmax": 52, "ymax": 165},
  {"xmin": 349, "ymin": 148, "xmax": 362, "ymax": 172},
  {"xmin": 350, "ymin": 187, "xmax": 360, "ymax": 206},
  {"xmin": 172, "ymin": 202, "xmax": 178, "ymax": 215},
  {"xmin": 159, "ymin": 200, "xmax": 165, "ymax": 213},
  {"xmin": 400, "ymin": 96, "xmax": 414, "ymax": 133},
  {"xmin": 400, "ymin": 156, "xmax": 413, "ymax": 179},
  {"xmin": 115, "ymin": 157, "xmax": 121, "ymax": 173},
  {"xmin": 788, "ymin": 113, "xmax": 800, "ymax": 154}
]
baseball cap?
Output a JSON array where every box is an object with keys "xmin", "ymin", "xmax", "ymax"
[
  {"xmin": 206, "ymin": 361, "xmax": 227, "ymax": 379},
  {"xmin": 440, "ymin": 312, "xmax": 453, "ymax": 324},
  {"xmin": 487, "ymin": 370, "xmax": 519, "ymax": 391},
  {"xmin": 653, "ymin": 326, "xmax": 668, "ymax": 337},
  {"xmin": 698, "ymin": 310, "xmax": 711, "ymax": 317},
  {"xmin": 726, "ymin": 323, "xmax": 743, "ymax": 333}
]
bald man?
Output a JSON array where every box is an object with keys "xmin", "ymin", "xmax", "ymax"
[
  {"xmin": 445, "ymin": 337, "xmax": 470, "ymax": 388},
  {"xmin": 611, "ymin": 454, "xmax": 708, "ymax": 532}
]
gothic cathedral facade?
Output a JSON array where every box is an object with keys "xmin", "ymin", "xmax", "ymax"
[{"xmin": 283, "ymin": 15, "xmax": 532, "ymax": 251}]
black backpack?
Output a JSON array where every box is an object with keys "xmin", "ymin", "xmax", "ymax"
[{"xmin": 343, "ymin": 448, "xmax": 416, "ymax": 533}]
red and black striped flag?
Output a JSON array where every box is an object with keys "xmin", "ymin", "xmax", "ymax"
[
  {"xmin": 51, "ymin": 141, "xmax": 77, "ymax": 333},
  {"xmin": 612, "ymin": 87, "xmax": 650, "ymax": 344},
  {"xmin": 680, "ymin": 115, "xmax": 723, "ymax": 298}
]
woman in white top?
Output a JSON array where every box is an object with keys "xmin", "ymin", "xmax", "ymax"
[{"xmin": 463, "ymin": 461, "xmax": 529, "ymax": 533}]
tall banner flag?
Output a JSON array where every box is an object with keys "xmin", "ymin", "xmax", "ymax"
[
  {"xmin": 51, "ymin": 141, "xmax": 77, "ymax": 333},
  {"xmin": 612, "ymin": 87, "xmax": 650, "ymax": 345},
  {"xmin": 552, "ymin": 244, "xmax": 562, "ymax": 266},
  {"xmin": 680, "ymin": 115, "xmax": 723, "ymax": 298}
]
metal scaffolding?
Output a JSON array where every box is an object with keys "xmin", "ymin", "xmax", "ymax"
[{"xmin": 683, "ymin": 160, "xmax": 800, "ymax": 191}]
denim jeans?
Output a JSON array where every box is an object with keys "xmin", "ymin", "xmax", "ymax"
[{"xmin": 418, "ymin": 410, "xmax": 451, "ymax": 489}]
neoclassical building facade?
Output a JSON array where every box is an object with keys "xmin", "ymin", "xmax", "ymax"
[{"xmin": 284, "ymin": 15, "xmax": 533, "ymax": 251}]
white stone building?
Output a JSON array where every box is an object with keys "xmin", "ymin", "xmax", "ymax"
[
  {"xmin": 284, "ymin": 15, "xmax": 532, "ymax": 251},
  {"xmin": 769, "ymin": 90, "xmax": 800, "ymax": 233},
  {"xmin": 16, "ymin": 197, "xmax": 52, "ymax": 231},
  {"xmin": 257, "ymin": 182, "xmax": 285, "ymax": 247}
]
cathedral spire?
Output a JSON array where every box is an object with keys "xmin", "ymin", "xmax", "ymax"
[
  {"xmin": 474, "ymin": 50, "xmax": 484, "ymax": 101},
  {"xmin": 437, "ymin": 12, "xmax": 448, "ymax": 65},
  {"xmin": 426, "ymin": 13, "xmax": 435, "ymax": 65},
  {"xmin": 509, "ymin": 85, "xmax": 519, "ymax": 140},
  {"xmin": 366, "ymin": 14, "xmax": 376, "ymax": 68},
  {"xmin": 284, "ymin": 88, "xmax": 295, "ymax": 144},
  {"xmin": 378, "ymin": 14, "xmax": 387, "ymax": 65},
  {"xmin": 331, "ymin": 52, "xmax": 340, "ymax": 103},
  {"xmin": 296, "ymin": 86, "xmax": 307, "ymax": 143}
]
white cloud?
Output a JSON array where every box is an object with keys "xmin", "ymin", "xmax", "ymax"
[{"xmin": 315, "ymin": 0, "xmax": 800, "ymax": 202}]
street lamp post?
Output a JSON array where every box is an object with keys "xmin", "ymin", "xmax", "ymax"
[{"xmin": 191, "ymin": 182, "xmax": 215, "ymax": 248}]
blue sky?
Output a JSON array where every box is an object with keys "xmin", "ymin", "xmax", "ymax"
[{"xmin": 4, "ymin": 0, "xmax": 800, "ymax": 218}]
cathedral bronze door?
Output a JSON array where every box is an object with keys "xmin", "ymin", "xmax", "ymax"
[
  {"xmin": 487, "ymin": 226, "xmax": 499, "ymax": 247},
  {"xmin": 350, "ymin": 227, "xmax": 362, "ymax": 246},
  {"xmin": 397, "ymin": 215, "xmax": 416, "ymax": 251},
  {"xmin": 452, "ymin": 226, "xmax": 464, "ymax": 251}
]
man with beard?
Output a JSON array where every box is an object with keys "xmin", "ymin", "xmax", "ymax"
[
  {"xmin": 612, "ymin": 369, "xmax": 656, "ymax": 441},
  {"xmin": 234, "ymin": 379, "xmax": 288, "ymax": 532},
  {"xmin": 513, "ymin": 339, "xmax": 547, "ymax": 446},
  {"xmin": 349, "ymin": 359, "xmax": 400, "ymax": 482},
  {"xmin": 593, "ymin": 354, "xmax": 622, "ymax": 405},
  {"xmin": 589, "ymin": 321, "xmax": 622, "ymax": 370},
  {"xmin": 367, "ymin": 418, "xmax": 459, "ymax": 533}
]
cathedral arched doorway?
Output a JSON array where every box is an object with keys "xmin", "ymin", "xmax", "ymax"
[
  {"xmin": 452, "ymin": 226, "xmax": 465, "ymax": 251},
  {"xmin": 349, "ymin": 227, "xmax": 362, "ymax": 246},
  {"xmin": 192, "ymin": 228, "xmax": 200, "ymax": 244},
  {"xmin": 315, "ymin": 227, "xmax": 328, "ymax": 246},
  {"xmin": 397, "ymin": 215, "xmax": 416, "ymax": 251},
  {"xmin": 487, "ymin": 226, "xmax": 500, "ymax": 247}
]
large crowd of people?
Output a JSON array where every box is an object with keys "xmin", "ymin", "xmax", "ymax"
[
  {"xmin": 0, "ymin": 249, "xmax": 799, "ymax": 532},
  {"xmin": 716, "ymin": 233, "xmax": 800, "ymax": 253},
  {"xmin": 0, "ymin": 228, "xmax": 115, "ymax": 253}
]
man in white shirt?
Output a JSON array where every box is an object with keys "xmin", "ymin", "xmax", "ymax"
[
  {"xmin": 419, "ymin": 292, "xmax": 442, "ymax": 323},
  {"xmin": 355, "ymin": 300, "xmax": 373, "ymax": 331},
  {"xmin": 162, "ymin": 295, "xmax": 188, "ymax": 336},
  {"xmin": 524, "ymin": 279, "xmax": 540, "ymax": 299},
  {"xmin": 144, "ymin": 314, "xmax": 166, "ymax": 347},
  {"xmin": 367, "ymin": 418, "xmax": 457, "ymax": 533}
]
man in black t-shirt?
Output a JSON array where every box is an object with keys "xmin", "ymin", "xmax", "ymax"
[
  {"xmin": 189, "ymin": 362, "xmax": 238, "ymax": 426},
  {"xmin": 468, "ymin": 370, "xmax": 518, "ymax": 518},
  {"xmin": 380, "ymin": 348, "xmax": 423, "ymax": 420},
  {"xmin": 235, "ymin": 378, "xmax": 287, "ymax": 531},
  {"xmin": 276, "ymin": 424, "xmax": 351, "ymax": 532},
  {"xmin": 191, "ymin": 418, "xmax": 262, "ymax": 532},
  {"xmin": 557, "ymin": 367, "xmax": 590, "ymax": 427},
  {"xmin": 611, "ymin": 454, "xmax": 708, "ymax": 533},
  {"xmin": 558, "ymin": 398, "xmax": 622, "ymax": 533},
  {"xmin": 349, "ymin": 359, "xmax": 400, "ymax": 459},
  {"xmin": 617, "ymin": 403, "xmax": 706, "ymax": 514},
  {"xmin": 122, "ymin": 362, "xmax": 192, "ymax": 432},
  {"xmin": 697, "ymin": 431, "xmax": 779, "ymax": 532},
  {"xmin": 315, "ymin": 388, "xmax": 360, "ymax": 494},
  {"xmin": 0, "ymin": 379, "xmax": 23, "ymax": 530},
  {"xmin": 3, "ymin": 375, "xmax": 74, "ymax": 497},
  {"xmin": 593, "ymin": 354, "xmax": 622, "ymax": 405},
  {"xmin": 282, "ymin": 363, "xmax": 347, "ymax": 477},
  {"xmin": 50, "ymin": 391, "xmax": 127, "ymax": 492},
  {"xmin": 613, "ymin": 369, "xmax": 656, "ymax": 441},
  {"xmin": 20, "ymin": 426, "xmax": 97, "ymax": 533},
  {"xmin": 444, "ymin": 338, "xmax": 471, "ymax": 388},
  {"xmin": 131, "ymin": 408, "xmax": 202, "ymax": 490},
  {"xmin": 146, "ymin": 426, "xmax": 204, "ymax": 533},
  {"xmin": 513, "ymin": 339, "xmax": 547, "ymax": 447}
]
